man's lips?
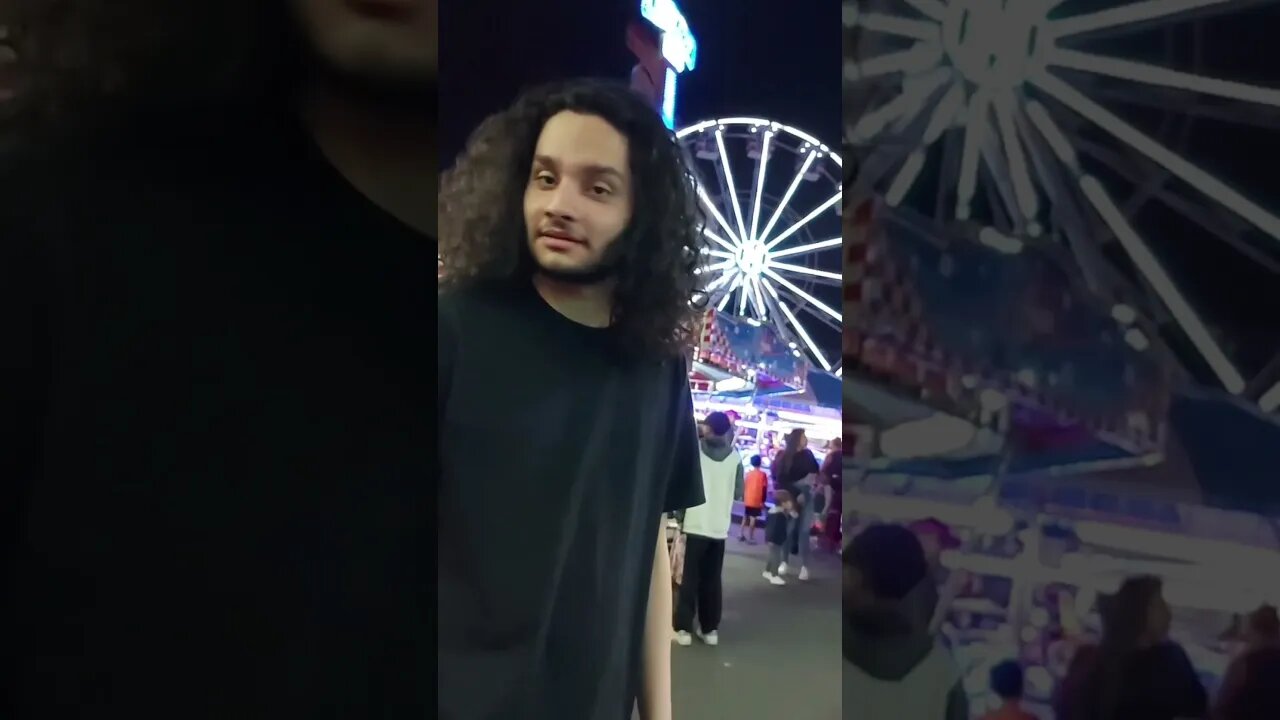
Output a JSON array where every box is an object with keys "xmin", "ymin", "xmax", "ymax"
[{"xmin": 539, "ymin": 231, "xmax": 585, "ymax": 245}]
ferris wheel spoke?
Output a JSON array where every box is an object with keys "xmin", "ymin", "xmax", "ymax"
[
  {"xmin": 899, "ymin": 0, "xmax": 948, "ymax": 23},
  {"xmin": 1048, "ymin": 48, "xmax": 1280, "ymax": 109},
  {"xmin": 1051, "ymin": 0, "xmax": 1248, "ymax": 41},
  {"xmin": 762, "ymin": 268, "xmax": 842, "ymax": 322},
  {"xmin": 770, "ymin": 261, "xmax": 842, "ymax": 282},
  {"xmin": 1074, "ymin": 137, "xmax": 1280, "ymax": 277},
  {"xmin": 715, "ymin": 130, "xmax": 751, "ymax": 242},
  {"xmin": 716, "ymin": 273, "xmax": 744, "ymax": 312},
  {"xmin": 701, "ymin": 226, "xmax": 739, "ymax": 256},
  {"xmin": 757, "ymin": 281, "xmax": 799, "ymax": 358},
  {"xmin": 748, "ymin": 130, "xmax": 774, "ymax": 243},
  {"xmin": 704, "ymin": 268, "xmax": 736, "ymax": 294},
  {"xmin": 788, "ymin": 290, "xmax": 843, "ymax": 331},
  {"xmin": 1023, "ymin": 100, "xmax": 1081, "ymax": 172},
  {"xmin": 855, "ymin": 12, "xmax": 941, "ymax": 42},
  {"xmin": 1085, "ymin": 83, "xmax": 1280, "ymax": 130},
  {"xmin": 1260, "ymin": 378, "xmax": 1280, "ymax": 413},
  {"xmin": 776, "ymin": 297, "xmax": 833, "ymax": 372},
  {"xmin": 994, "ymin": 92, "xmax": 1040, "ymax": 222},
  {"xmin": 886, "ymin": 82, "xmax": 963, "ymax": 208},
  {"xmin": 757, "ymin": 152, "xmax": 817, "ymax": 244},
  {"xmin": 956, "ymin": 89, "xmax": 991, "ymax": 221},
  {"xmin": 758, "ymin": 279, "xmax": 824, "ymax": 369},
  {"xmin": 702, "ymin": 247, "xmax": 734, "ymax": 259},
  {"xmin": 980, "ymin": 136, "xmax": 1021, "ymax": 235},
  {"xmin": 1079, "ymin": 176, "xmax": 1245, "ymax": 394},
  {"xmin": 1031, "ymin": 70, "xmax": 1280, "ymax": 244},
  {"xmin": 764, "ymin": 191, "xmax": 842, "ymax": 249},
  {"xmin": 850, "ymin": 67, "xmax": 952, "ymax": 143},
  {"xmin": 844, "ymin": 43, "xmax": 943, "ymax": 82},
  {"xmin": 1015, "ymin": 103, "xmax": 1116, "ymax": 296},
  {"xmin": 696, "ymin": 184, "xmax": 742, "ymax": 245},
  {"xmin": 769, "ymin": 237, "xmax": 842, "ymax": 259},
  {"xmin": 747, "ymin": 276, "xmax": 768, "ymax": 320},
  {"xmin": 698, "ymin": 259, "xmax": 735, "ymax": 274},
  {"xmin": 886, "ymin": 151, "xmax": 927, "ymax": 208}
]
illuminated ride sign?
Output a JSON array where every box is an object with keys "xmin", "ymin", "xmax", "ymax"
[{"xmin": 629, "ymin": 0, "xmax": 697, "ymax": 130}]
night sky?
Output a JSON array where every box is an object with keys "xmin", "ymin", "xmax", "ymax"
[{"xmin": 440, "ymin": 0, "xmax": 841, "ymax": 167}]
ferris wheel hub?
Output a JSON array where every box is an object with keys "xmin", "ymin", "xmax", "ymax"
[
  {"xmin": 736, "ymin": 241, "xmax": 770, "ymax": 278},
  {"xmin": 942, "ymin": 0, "xmax": 1049, "ymax": 91}
]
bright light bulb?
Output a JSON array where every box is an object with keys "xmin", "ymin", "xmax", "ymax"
[{"xmin": 1111, "ymin": 303, "xmax": 1136, "ymax": 325}]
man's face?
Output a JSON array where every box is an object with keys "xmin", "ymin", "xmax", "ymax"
[
  {"xmin": 292, "ymin": 0, "xmax": 437, "ymax": 90},
  {"xmin": 524, "ymin": 111, "xmax": 634, "ymax": 283}
]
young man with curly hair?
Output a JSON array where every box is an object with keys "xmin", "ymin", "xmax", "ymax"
[
  {"xmin": 437, "ymin": 79, "xmax": 707, "ymax": 720},
  {"xmin": 1, "ymin": 2, "xmax": 434, "ymax": 716}
]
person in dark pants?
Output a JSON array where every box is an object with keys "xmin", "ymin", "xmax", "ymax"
[
  {"xmin": 763, "ymin": 489, "xmax": 797, "ymax": 585},
  {"xmin": 673, "ymin": 411, "xmax": 742, "ymax": 647},
  {"xmin": 844, "ymin": 524, "xmax": 969, "ymax": 720}
]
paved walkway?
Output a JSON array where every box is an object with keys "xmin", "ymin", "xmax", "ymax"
[{"xmin": 649, "ymin": 535, "xmax": 842, "ymax": 719}]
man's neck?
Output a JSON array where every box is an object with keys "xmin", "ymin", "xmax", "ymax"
[
  {"xmin": 301, "ymin": 81, "xmax": 437, "ymax": 236},
  {"xmin": 533, "ymin": 275, "xmax": 613, "ymax": 328}
]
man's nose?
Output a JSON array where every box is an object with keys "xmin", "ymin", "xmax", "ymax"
[{"xmin": 543, "ymin": 185, "xmax": 578, "ymax": 220}]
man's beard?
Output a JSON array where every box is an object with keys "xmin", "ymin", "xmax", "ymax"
[
  {"xmin": 534, "ymin": 259, "xmax": 619, "ymax": 286},
  {"xmin": 529, "ymin": 234, "xmax": 627, "ymax": 286}
]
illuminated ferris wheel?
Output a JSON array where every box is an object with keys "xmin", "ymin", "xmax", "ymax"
[
  {"xmin": 844, "ymin": 0, "xmax": 1280, "ymax": 408},
  {"xmin": 677, "ymin": 118, "xmax": 844, "ymax": 374}
]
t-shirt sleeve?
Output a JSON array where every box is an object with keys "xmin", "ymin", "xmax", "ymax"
[{"xmin": 662, "ymin": 360, "xmax": 704, "ymax": 513}]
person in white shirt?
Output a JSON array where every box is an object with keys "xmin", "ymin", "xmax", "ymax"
[
  {"xmin": 843, "ymin": 524, "xmax": 968, "ymax": 720},
  {"xmin": 673, "ymin": 411, "xmax": 743, "ymax": 647}
]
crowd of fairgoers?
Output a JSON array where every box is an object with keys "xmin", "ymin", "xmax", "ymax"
[
  {"xmin": 843, "ymin": 477, "xmax": 1280, "ymax": 720},
  {"xmin": 665, "ymin": 409, "xmax": 842, "ymax": 647}
]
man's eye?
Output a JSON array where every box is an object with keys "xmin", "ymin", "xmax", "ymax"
[
  {"xmin": 534, "ymin": 173, "xmax": 556, "ymax": 187},
  {"xmin": 591, "ymin": 185, "xmax": 613, "ymax": 196}
]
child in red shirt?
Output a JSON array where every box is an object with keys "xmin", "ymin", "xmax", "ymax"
[{"xmin": 739, "ymin": 455, "xmax": 767, "ymax": 544}]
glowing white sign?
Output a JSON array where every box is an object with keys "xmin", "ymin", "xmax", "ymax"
[{"xmin": 641, "ymin": 0, "xmax": 697, "ymax": 72}]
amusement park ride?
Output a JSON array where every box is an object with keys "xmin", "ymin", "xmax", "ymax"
[
  {"xmin": 631, "ymin": 0, "xmax": 845, "ymax": 406},
  {"xmin": 843, "ymin": 0, "xmax": 1280, "ymax": 482}
]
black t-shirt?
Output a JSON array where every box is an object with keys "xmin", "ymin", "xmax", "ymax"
[
  {"xmin": 1057, "ymin": 641, "xmax": 1208, "ymax": 720},
  {"xmin": 1, "ymin": 111, "xmax": 430, "ymax": 716},
  {"xmin": 774, "ymin": 448, "xmax": 820, "ymax": 499},
  {"xmin": 437, "ymin": 282, "xmax": 704, "ymax": 720}
]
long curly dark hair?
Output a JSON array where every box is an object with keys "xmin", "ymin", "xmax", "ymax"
[
  {"xmin": 0, "ymin": 1, "xmax": 301, "ymax": 137},
  {"xmin": 438, "ymin": 78, "xmax": 706, "ymax": 359}
]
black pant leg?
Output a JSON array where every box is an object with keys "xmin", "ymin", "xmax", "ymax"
[
  {"xmin": 673, "ymin": 535, "xmax": 705, "ymax": 632},
  {"xmin": 697, "ymin": 539, "xmax": 726, "ymax": 632}
]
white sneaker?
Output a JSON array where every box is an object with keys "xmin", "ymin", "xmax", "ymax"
[
  {"xmin": 768, "ymin": 573, "xmax": 786, "ymax": 586},
  {"xmin": 777, "ymin": 562, "xmax": 789, "ymax": 576},
  {"xmin": 798, "ymin": 566, "xmax": 811, "ymax": 581},
  {"xmin": 762, "ymin": 570, "xmax": 774, "ymax": 581},
  {"xmin": 697, "ymin": 630, "xmax": 719, "ymax": 646},
  {"xmin": 673, "ymin": 630, "xmax": 692, "ymax": 646}
]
